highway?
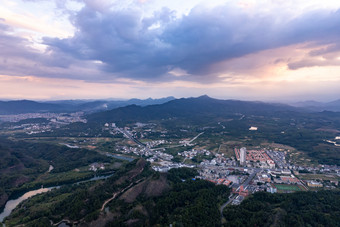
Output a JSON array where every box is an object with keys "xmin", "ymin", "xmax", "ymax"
[
  {"xmin": 151, "ymin": 132, "xmax": 205, "ymax": 150},
  {"xmin": 188, "ymin": 132, "xmax": 204, "ymax": 143},
  {"xmin": 117, "ymin": 128, "xmax": 156, "ymax": 156},
  {"xmin": 119, "ymin": 128, "xmax": 146, "ymax": 147}
]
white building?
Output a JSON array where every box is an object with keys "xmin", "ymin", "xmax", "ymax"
[{"xmin": 240, "ymin": 147, "xmax": 247, "ymax": 166}]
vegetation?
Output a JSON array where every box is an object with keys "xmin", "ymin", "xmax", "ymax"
[
  {"xmin": 146, "ymin": 179, "xmax": 229, "ymax": 226},
  {"xmin": 105, "ymin": 167, "xmax": 230, "ymax": 226},
  {"xmin": 84, "ymin": 96, "xmax": 340, "ymax": 165},
  {"xmin": 4, "ymin": 165, "xmax": 230, "ymax": 227},
  {"xmin": 0, "ymin": 138, "xmax": 112, "ymax": 208},
  {"xmin": 4, "ymin": 96, "xmax": 340, "ymax": 166},
  {"xmin": 4, "ymin": 159, "xmax": 151, "ymax": 226},
  {"xmin": 223, "ymin": 190, "xmax": 340, "ymax": 227},
  {"xmin": 1, "ymin": 96, "xmax": 340, "ymax": 226}
]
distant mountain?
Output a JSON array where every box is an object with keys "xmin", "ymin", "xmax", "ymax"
[
  {"xmin": 0, "ymin": 97, "xmax": 176, "ymax": 115},
  {"xmin": 75, "ymin": 96, "xmax": 176, "ymax": 112},
  {"xmin": 294, "ymin": 100, "xmax": 324, "ymax": 106},
  {"xmin": 87, "ymin": 95, "xmax": 299, "ymax": 124},
  {"xmin": 0, "ymin": 100, "xmax": 67, "ymax": 114},
  {"xmin": 292, "ymin": 99, "xmax": 340, "ymax": 112},
  {"xmin": 328, "ymin": 99, "xmax": 340, "ymax": 107}
]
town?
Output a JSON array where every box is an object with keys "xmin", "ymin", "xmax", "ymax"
[
  {"xmin": 0, "ymin": 112, "xmax": 86, "ymax": 134},
  {"xmin": 1, "ymin": 116, "xmax": 340, "ymax": 207},
  {"xmin": 99, "ymin": 122, "xmax": 340, "ymax": 206}
]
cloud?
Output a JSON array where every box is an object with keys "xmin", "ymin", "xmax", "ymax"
[
  {"xmin": 41, "ymin": 2, "xmax": 340, "ymax": 82},
  {"xmin": 2, "ymin": 1, "xmax": 340, "ymax": 83},
  {"xmin": 288, "ymin": 42, "xmax": 340, "ymax": 70},
  {"xmin": 0, "ymin": 19, "xmax": 42, "ymax": 73},
  {"xmin": 0, "ymin": 18, "xmax": 113, "ymax": 81}
]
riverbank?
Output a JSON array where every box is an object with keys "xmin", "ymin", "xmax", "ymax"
[{"xmin": 0, "ymin": 172, "xmax": 115, "ymax": 224}]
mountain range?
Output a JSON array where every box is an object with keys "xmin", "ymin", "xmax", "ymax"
[
  {"xmin": 87, "ymin": 95, "xmax": 301, "ymax": 124},
  {"xmin": 1, "ymin": 96, "xmax": 340, "ymax": 116},
  {"xmin": 292, "ymin": 99, "xmax": 340, "ymax": 112},
  {"xmin": 0, "ymin": 97, "xmax": 175, "ymax": 114}
]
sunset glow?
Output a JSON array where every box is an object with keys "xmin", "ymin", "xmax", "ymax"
[{"xmin": 1, "ymin": 0, "xmax": 340, "ymax": 101}]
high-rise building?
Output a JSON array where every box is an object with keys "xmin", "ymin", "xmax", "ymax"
[{"xmin": 240, "ymin": 147, "xmax": 247, "ymax": 166}]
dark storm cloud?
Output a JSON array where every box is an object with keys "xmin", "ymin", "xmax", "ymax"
[
  {"xmin": 43, "ymin": 4, "xmax": 340, "ymax": 81},
  {"xmin": 285, "ymin": 9, "xmax": 340, "ymax": 70},
  {"xmin": 43, "ymin": 6, "xmax": 177, "ymax": 80},
  {"xmin": 2, "ymin": 2, "xmax": 340, "ymax": 82}
]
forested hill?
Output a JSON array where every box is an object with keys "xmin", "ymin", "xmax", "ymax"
[
  {"xmin": 4, "ymin": 163, "xmax": 230, "ymax": 226},
  {"xmin": 87, "ymin": 95, "xmax": 300, "ymax": 124},
  {"xmin": 4, "ymin": 159, "xmax": 340, "ymax": 226},
  {"xmin": 0, "ymin": 138, "xmax": 111, "ymax": 209},
  {"xmin": 223, "ymin": 190, "xmax": 340, "ymax": 226}
]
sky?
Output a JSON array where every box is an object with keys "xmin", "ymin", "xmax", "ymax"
[{"xmin": 1, "ymin": 0, "xmax": 340, "ymax": 102}]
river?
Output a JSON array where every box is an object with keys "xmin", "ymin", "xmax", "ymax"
[
  {"xmin": 0, "ymin": 187, "xmax": 56, "ymax": 223},
  {"xmin": 0, "ymin": 153, "xmax": 132, "ymax": 223},
  {"xmin": 0, "ymin": 173, "xmax": 114, "ymax": 224}
]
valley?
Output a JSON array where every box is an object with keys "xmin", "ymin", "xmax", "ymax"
[{"xmin": 0, "ymin": 96, "xmax": 339, "ymax": 226}]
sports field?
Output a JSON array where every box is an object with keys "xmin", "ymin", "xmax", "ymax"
[{"xmin": 273, "ymin": 184, "xmax": 306, "ymax": 191}]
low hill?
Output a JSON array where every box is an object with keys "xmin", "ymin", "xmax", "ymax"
[
  {"xmin": 223, "ymin": 190, "xmax": 340, "ymax": 226},
  {"xmin": 4, "ymin": 160, "xmax": 340, "ymax": 226},
  {"xmin": 0, "ymin": 100, "xmax": 66, "ymax": 114},
  {"xmin": 0, "ymin": 139, "xmax": 111, "ymax": 208},
  {"xmin": 4, "ymin": 163, "xmax": 230, "ymax": 226}
]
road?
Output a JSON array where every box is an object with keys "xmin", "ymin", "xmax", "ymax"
[
  {"xmin": 188, "ymin": 132, "xmax": 204, "ymax": 144},
  {"xmin": 151, "ymin": 132, "xmax": 205, "ymax": 150},
  {"xmin": 119, "ymin": 128, "xmax": 146, "ymax": 147},
  {"xmin": 220, "ymin": 168, "xmax": 260, "ymax": 218},
  {"xmin": 242, "ymin": 169, "xmax": 260, "ymax": 188},
  {"xmin": 117, "ymin": 128, "xmax": 157, "ymax": 156},
  {"xmin": 220, "ymin": 194, "xmax": 237, "ymax": 216},
  {"xmin": 218, "ymin": 122, "xmax": 226, "ymax": 129}
]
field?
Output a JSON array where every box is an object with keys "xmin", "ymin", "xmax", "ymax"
[
  {"xmin": 298, "ymin": 174, "xmax": 340, "ymax": 181},
  {"xmin": 217, "ymin": 144, "xmax": 237, "ymax": 158},
  {"xmin": 272, "ymin": 184, "xmax": 306, "ymax": 192}
]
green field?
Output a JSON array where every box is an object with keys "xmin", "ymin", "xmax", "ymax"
[{"xmin": 273, "ymin": 184, "xmax": 306, "ymax": 192}]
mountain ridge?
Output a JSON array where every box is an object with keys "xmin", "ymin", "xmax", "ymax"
[
  {"xmin": 87, "ymin": 95, "xmax": 301, "ymax": 124},
  {"xmin": 0, "ymin": 97, "xmax": 176, "ymax": 115},
  {"xmin": 292, "ymin": 99, "xmax": 340, "ymax": 112}
]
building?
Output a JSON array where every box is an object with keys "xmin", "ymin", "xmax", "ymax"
[
  {"xmin": 268, "ymin": 186, "xmax": 277, "ymax": 193},
  {"xmin": 240, "ymin": 147, "xmax": 247, "ymax": 166},
  {"xmin": 259, "ymin": 174, "xmax": 271, "ymax": 183},
  {"xmin": 307, "ymin": 180, "xmax": 323, "ymax": 188},
  {"xmin": 281, "ymin": 170, "xmax": 291, "ymax": 175},
  {"xmin": 233, "ymin": 185, "xmax": 250, "ymax": 197},
  {"xmin": 267, "ymin": 160, "xmax": 275, "ymax": 168},
  {"xmin": 89, "ymin": 163, "xmax": 105, "ymax": 171}
]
